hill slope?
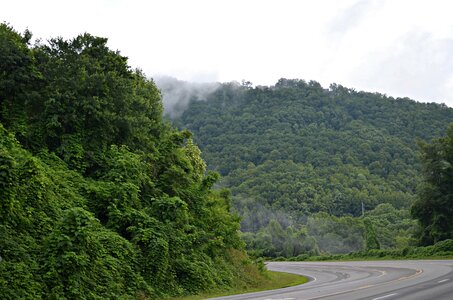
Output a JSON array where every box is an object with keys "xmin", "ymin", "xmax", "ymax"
[
  {"xmin": 0, "ymin": 24, "xmax": 261, "ymax": 298},
  {"xmin": 169, "ymin": 78, "xmax": 453, "ymax": 255}
]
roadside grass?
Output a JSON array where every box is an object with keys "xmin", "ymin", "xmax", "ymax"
[{"xmin": 171, "ymin": 271, "xmax": 309, "ymax": 300}]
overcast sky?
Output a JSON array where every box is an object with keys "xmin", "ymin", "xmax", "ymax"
[{"xmin": 3, "ymin": 0, "xmax": 453, "ymax": 106}]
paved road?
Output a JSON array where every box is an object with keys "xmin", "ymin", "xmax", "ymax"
[{"xmin": 210, "ymin": 260, "xmax": 453, "ymax": 300}]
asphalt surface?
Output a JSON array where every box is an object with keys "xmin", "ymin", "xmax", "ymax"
[{"xmin": 210, "ymin": 260, "xmax": 453, "ymax": 300}]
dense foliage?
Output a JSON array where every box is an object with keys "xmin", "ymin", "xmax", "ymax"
[
  {"xmin": 412, "ymin": 125, "xmax": 453, "ymax": 245},
  {"xmin": 169, "ymin": 78, "xmax": 453, "ymax": 256},
  {"xmin": 283, "ymin": 238, "xmax": 453, "ymax": 261},
  {"xmin": 0, "ymin": 24, "xmax": 259, "ymax": 299}
]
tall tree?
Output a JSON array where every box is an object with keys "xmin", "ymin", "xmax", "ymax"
[
  {"xmin": 412, "ymin": 124, "xmax": 453, "ymax": 245},
  {"xmin": 0, "ymin": 23, "xmax": 38, "ymax": 140}
]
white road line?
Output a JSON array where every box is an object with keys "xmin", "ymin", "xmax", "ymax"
[
  {"xmin": 438, "ymin": 279, "xmax": 450, "ymax": 283},
  {"xmin": 372, "ymin": 293, "xmax": 397, "ymax": 300}
]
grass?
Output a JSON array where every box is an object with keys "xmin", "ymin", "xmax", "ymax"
[{"xmin": 172, "ymin": 271, "xmax": 309, "ymax": 300}]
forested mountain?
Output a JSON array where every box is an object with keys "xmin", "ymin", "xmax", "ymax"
[
  {"xmin": 0, "ymin": 24, "xmax": 262, "ymax": 299},
  {"xmin": 169, "ymin": 78, "xmax": 453, "ymax": 256}
]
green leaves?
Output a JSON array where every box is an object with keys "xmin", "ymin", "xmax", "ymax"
[
  {"xmin": 151, "ymin": 196, "xmax": 189, "ymax": 224},
  {"xmin": 363, "ymin": 218, "xmax": 380, "ymax": 251},
  {"xmin": 0, "ymin": 24, "xmax": 253, "ymax": 298},
  {"xmin": 412, "ymin": 124, "xmax": 453, "ymax": 245},
  {"xmin": 42, "ymin": 207, "xmax": 150, "ymax": 299}
]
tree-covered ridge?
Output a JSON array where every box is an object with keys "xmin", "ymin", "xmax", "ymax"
[
  {"xmin": 172, "ymin": 78, "xmax": 453, "ymax": 255},
  {"xmin": 178, "ymin": 79, "xmax": 452, "ymax": 179},
  {"xmin": 0, "ymin": 24, "xmax": 260, "ymax": 299}
]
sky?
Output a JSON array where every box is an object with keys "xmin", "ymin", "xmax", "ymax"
[{"xmin": 3, "ymin": 0, "xmax": 453, "ymax": 106}]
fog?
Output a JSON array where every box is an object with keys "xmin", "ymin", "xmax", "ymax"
[{"xmin": 154, "ymin": 76, "xmax": 220, "ymax": 118}]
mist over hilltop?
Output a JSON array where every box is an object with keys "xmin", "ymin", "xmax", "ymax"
[{"xmin": 154, "ymin": 76, "xmax": 220, "ymax": 118}]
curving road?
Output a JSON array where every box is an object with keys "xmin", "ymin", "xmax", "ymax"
[{"xmin": 210, "ymin": 260, "xmax": 453, "ymax": 300}]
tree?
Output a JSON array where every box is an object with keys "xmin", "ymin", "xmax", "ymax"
[
  {"xmin": 363, "ymin": 218, "xmax": 380, "ymax": 250},
  {"xmin": 0, "ymin": 24, "xmax": 39, "ymax": 140},
  {"xmin": 412, "ymin": 124, "xmax": 453, "ymax": 245}
]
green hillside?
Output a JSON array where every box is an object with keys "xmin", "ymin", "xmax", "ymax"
[
  {"xmin": 0, "ymin": 24, "xmax": 263, "ymax": 299},
  {"xmin": 171, "ymin": 78, "xmax": 453, "ymax": 256}
]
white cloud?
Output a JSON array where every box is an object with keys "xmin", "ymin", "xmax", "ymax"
[
  {"xmin": 351, "ymin": 31, "xmax": 453, "ymax": 103},
  {"xmin": 2, "ymin": 0, "xmax": 453, "ymax": 105}
]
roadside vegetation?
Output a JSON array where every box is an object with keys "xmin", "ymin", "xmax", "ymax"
[
  {"xmin": 276, "ymin": 239, "xmax": 453, "ymax": 262},
  {"xmin": 0, "ymin": 23, "xmax": 265, "ymax": 299}
]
